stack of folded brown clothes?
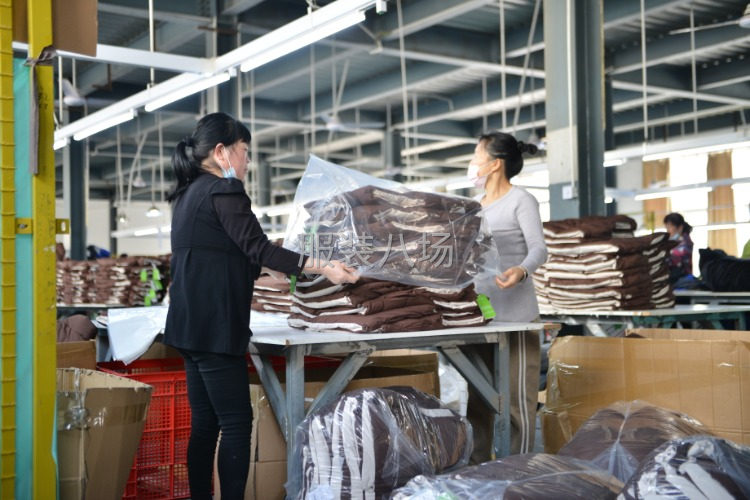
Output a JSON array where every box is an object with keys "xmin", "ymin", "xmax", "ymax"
[
  {"xmin": 251, "ymin": 274, "xmax": 293, "ymax": 314},
  {"xmin": 534, "ymin": 216, "xmax": 675, "ymax": 311},
  {"xmin": 56, "ymin": 256, "xmax": 170, "ymax": 306},
  {"xmin": 295, "ymin": 185, "xmax": 493, "ymax": 288},
  {"xmin": 287, "ymin": 275, "xmax": 489, "ymax": 333}
]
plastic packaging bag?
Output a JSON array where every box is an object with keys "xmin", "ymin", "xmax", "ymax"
[
  {"xmin": 283, "ymin": 155, "xmax": 502, "ymax": 289},
  {"xmin": 392, "ymin": 453, "xmax": 624, "ymax": 500},
  {"xmin": 619, "ymin": 435, "xmax": 750, "ymax": 499},
  {"xmin": 558, "ymin": 400, "xmax": 710, "ymax": 483},
  {"xmin": 293, "ymin": 386, "xmax": 472, "ymax": 499}
]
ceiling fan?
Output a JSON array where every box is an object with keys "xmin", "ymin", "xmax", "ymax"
[
  {"xmin": 61, "ymin": 78, "xmax": 112, "ymax": 108},
  {"xmin": 319, "ymin": 59, "xmax": 384, "ymax": 139},
  {"xmin": 669, "ymin": 3, "xmax": 750, "ymax": 35}
]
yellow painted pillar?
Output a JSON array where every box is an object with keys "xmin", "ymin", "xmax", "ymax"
[
  {"xmin": 26, "ymin": 0, "xmax": 57, "ymax": 497},
  {"xmin": 0, "ymin": 0, "xmax": 16, "ymax": 497}
]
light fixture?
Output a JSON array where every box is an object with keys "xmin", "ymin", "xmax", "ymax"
[
  {"xmin": 73, "ymin": 110, "xmax": 136, "ymax": 141},
  {"xmin": 603, "ymin": 158, "xmax": 626, "ymax": 168},
  {"xmin": 446, "ymin": 180, "xmax": 475, "ymax": 191},
  {"xmin": 634, "ymin": 186, "xmax": 713, "ymax": 201},
  {"xmin": 132, "ymin": 173, "xmax": 147, "ymax": 188},
  {"xmin": 146, "ymin": 205, "xmax": 162, "ymax": 218},
  {"xmin": 144, "ymin": 72, "xmax": 231, "ymax": 112},
  {"xmin": 134, "ymin": 227, "xmax": 159, "ymax": 237},
  {"xmin": 239, "ymin": 11, "xmax": 366, "ymax": 72},
  {"xmin": 697, "ymin": 222, "xmax": 750, "ymax": 231},
  {"xmin": 642, "ymin": 140, "xmax": 750, "ymax": 162},
  {"xmin": 53, "ymin": 137, "xmax": 69, "ymax": 150},
  {"xmin": 117, "ymin": 212, "xmax": 128, "ymax": 224},
  {"xmin": 265, "ymin": 205, "xmax": 294, "ymax": 217}
]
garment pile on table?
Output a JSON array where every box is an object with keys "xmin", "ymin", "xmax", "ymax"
[
  {"xmin": 296, "ymin": 387, "xmax": 472, "ymax": 500},
  {"xmin": 251, "ymin": 274, "xmax": 293, "ymax": 314},
  {"xmin": 533, "ymin": 215, "xmax": 676, "ymax": 310},
  {"xmin": 286, "ymin": 275, "xmax": 489, "ymax": 333},
  {"xmin": 289, "ymin": 184, "xmax": 497, "ymax": 289},
  {"xmin": 56, "ymin": 256, "xmax": 170, "ymax": 306}
]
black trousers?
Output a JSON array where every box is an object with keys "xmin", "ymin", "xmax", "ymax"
[{"xmin": 179, "ymin": 349, "xmax": 251, "ymax": 500}]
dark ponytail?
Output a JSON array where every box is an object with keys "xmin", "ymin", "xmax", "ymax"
[
  {"xmin": 478, "ymin": 131, "xmax": 538, "ymax": 179},
  {"xmin": 663, "ymin": 212, "xmax": 693, "ymax": 234},
  {"xmin": 167, "ymin": 112, "xmax": 251, "ymax": 201}
]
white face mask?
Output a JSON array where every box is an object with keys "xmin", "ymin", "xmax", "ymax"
[{"xmin": 467, "ymin": 163, "xmax": 488, "ymax": 189}]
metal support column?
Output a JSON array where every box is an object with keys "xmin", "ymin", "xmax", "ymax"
[
  {"xmin": 68, "ymin": 110, "xmax": 86, "ymax": 260},
  {"xmin": 109, "ymin": 200, "xmax": 118, "ymax": 256},
  {"xmin": 384, "ymin": 129, "xmax": 403, "ymax": 183},
  {"xmin": 27, "ymin": 0, "xmax": 57, "ymax": 496},
  {"xmin": 0, "ymin": 2, "xmax": 16, "ymax": 496},
  {"xmin": 217, "ymin": 20, "xmax": 239, "ymax": 117},
  {"xmin": 544, "ymin": 0, "xmax": 605, "ymax": 219}
]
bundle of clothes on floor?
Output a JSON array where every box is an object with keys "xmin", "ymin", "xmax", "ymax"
[
  {"xmin": 287, "ymin": 275, "xmax": 489, "ymax": 333},
  {"xmin": 533, "ymin": 215, "xmax": 676, "ymax": 310},
  {"xmin": 56, "ymin": 256, "xmax": 170, "ymax": 306},
  {"xmin": 390, "ymin": 399, "xmax": 750, "ymax": 499}
]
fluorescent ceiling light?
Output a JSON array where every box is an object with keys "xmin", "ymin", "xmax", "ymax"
[
  {"xmin": 694, "ymin": 222, "xmax": 750, "ymax": 231},
  {"xmin": 603, "ymin": 158, "xmax": 625, "ymax": 168},
  {"xmin": 634, "ymin": 186, "xmax": 713, "ymax": 201},
  {"xmin": 642, "ymin": 140, "xmax": 750, "ymax": 162},
  {"xmin": 73, "ymin": 110, "xmax": 136, "ymax": 141},
  {"xmin": 53, "ymin": 137, "xmax": 69, "ymax": 150},
  {"xmin": 160, "ymin": 225, "xmax": 171, "ymax": 233},
  {"xmin": 265, "ymin": 205, "xmax": 294, "ymax": 217},
  {"xmin": 133, "ymin": 227, "xmax": 159, "ymax": 237},
  {"xmin": 240, "ymin": 11, "xmax": 366, "ymax": 72},
  {"xmin": 144, "ymin": 72, "xmax": 231, "ymax": 112},
  {"xmin": 446, "ymin": 180, "xmax": 475, "ymax": 191}
]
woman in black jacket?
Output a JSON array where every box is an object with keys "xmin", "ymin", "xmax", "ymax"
[{"xmin": 163, "ymin": 112, "xmax": 357, "ymax": 499}]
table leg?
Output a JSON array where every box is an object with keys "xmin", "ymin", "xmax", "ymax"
[
  {"xmin": 249, "ymin": 353, "xmax": 288, "ymax": 436},
  {"xmin": 438, "ymin": 346, "xmax": 500, "ymax": 414},
  {"xmin": 493, "ymin": 334, "xmax": 511, "ymax": 458},
  {"xmin": 307, "ymin": 349, "xmax": 373, "ymax": 416},
  {"xmin": 285, "ymin": 345, "xmax": 305, "ymax": 499}
]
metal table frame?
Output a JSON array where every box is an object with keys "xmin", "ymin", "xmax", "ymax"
[
  {"xmin": 248, "ymin": 322, "xmax": 544, "ymax": 498},
  {"xmin": 540, "ymin": 304, "xmax": 750, "ymax": 336},
  {"xmin": 674, "ymin": 290, "xmax": 750, "ymax": 305}
]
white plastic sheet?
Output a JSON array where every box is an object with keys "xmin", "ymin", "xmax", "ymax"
[
  {"xmin": 107, "ymin": 306, "xmax": 168, "ymax": 364},
  {"xmin": 283, "ymin": 155, "xmax": 502, "ymax": 289}
]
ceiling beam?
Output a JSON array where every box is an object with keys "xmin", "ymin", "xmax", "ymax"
[
  {"xmin": 373, "ymin": 0, "xmax": 497, "ymax": 40},
  {"xmin": 608, "ymin": 25, "xmax": 750, "ymax": 75}
]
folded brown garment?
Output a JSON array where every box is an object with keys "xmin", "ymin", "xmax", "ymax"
[
  {"xmin": 546, "ymin": 233, "xmax": 668, "ymax": 257},
  {"xmin": 288, "ymin": 304, "xmax": 437, "ymax": 333},
  {"xmin": 543, "ymin": 215, "xmax": 637, "ymax": 239}
]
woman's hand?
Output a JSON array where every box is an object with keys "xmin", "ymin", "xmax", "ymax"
[
  {"xmin": 305, "ymin": 259, "xmax": 359, "ymax": 284},
  {"xmin": 495, "ymin": 266, "xmax": 527, "ymax": 289}
]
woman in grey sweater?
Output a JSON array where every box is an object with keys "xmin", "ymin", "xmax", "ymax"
[{"xmin": 465, "ymin": 131, "xmax": 548, "ymax": 459}]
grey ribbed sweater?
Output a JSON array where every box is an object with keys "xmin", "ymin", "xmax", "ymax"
[{"xmin": 474, "ymin": 187, "xmax": 548, "ymax": 322}]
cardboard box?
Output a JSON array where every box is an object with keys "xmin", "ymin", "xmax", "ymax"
[
  {"xmin": 57, "ymin": 368, "xmax": 152, "ymax": 500},
  {"xmin": 138, "ymin": 340, "xmax": 181, "ymax": 360},
  {"xmin": 542, "ymin": 328, "xmax": 750, "ymax": 453},
  {"xmin": 215, "ymin": 352, "xmax": 439, "ymax": 500},
  {"xmin": 13, "ymin": 0, "xmax": 98, "ymax": 56},
  {"xmin": 57, "ymin": 340, "xmax": 96, "ymax": 370}
]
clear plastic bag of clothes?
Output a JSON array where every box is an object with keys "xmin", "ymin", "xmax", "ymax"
[
  {"xmin": 558, "ymin": 400, "xmax": 711, "ymax": 483},
  {"xmin": 620, "ymin": 435, "xmax": 750, "ymax": 499},
  {"xmin": 391, "ymin": 453, "xmax": 624, "ymax": 500},
  {"xmin": 283, "ymin": 155, "xmax": 502, "ymax": 289},
  {"xmin": 293, "ymin": 386, "xmax": 472, "ymax": 500}
]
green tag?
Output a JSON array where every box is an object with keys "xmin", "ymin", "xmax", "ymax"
[
  {"xmin": 476, "ymin": 294, "xmax": 496, "ymax": 320},
  {"xmin": 290, "ymin": 274, "xmax": 297, "ymax": 294},
  {"xmin": 144, "ymin": 289, "xmax": 156, "ymax": 306},
  {"xmin": 152, "ymin": 268, "xmax": 161, "ymax": 281},
  {"xmin": 153, "ymin": 279, "xmax": 163, "ymax": 291},
  {"xmin": 140, "ymin": 269, "xmax": 148, "ymax": 282}
]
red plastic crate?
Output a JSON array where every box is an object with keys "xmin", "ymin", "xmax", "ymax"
[
  {"xmin": 99, "ymin": 355, "xmax": 342, "ymax": 499},
  {"xmin": 99, "ymin": 358, "xmax": 192, "ymax": 500}
]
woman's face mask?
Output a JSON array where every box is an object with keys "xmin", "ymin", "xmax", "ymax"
[
  {"xmin": 467, "ymin": 162, "xmax": 491, "ymax": 188},
  {"xmin": 221, "ymin": 148, "xmax": 238, "ymax": 179}
]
